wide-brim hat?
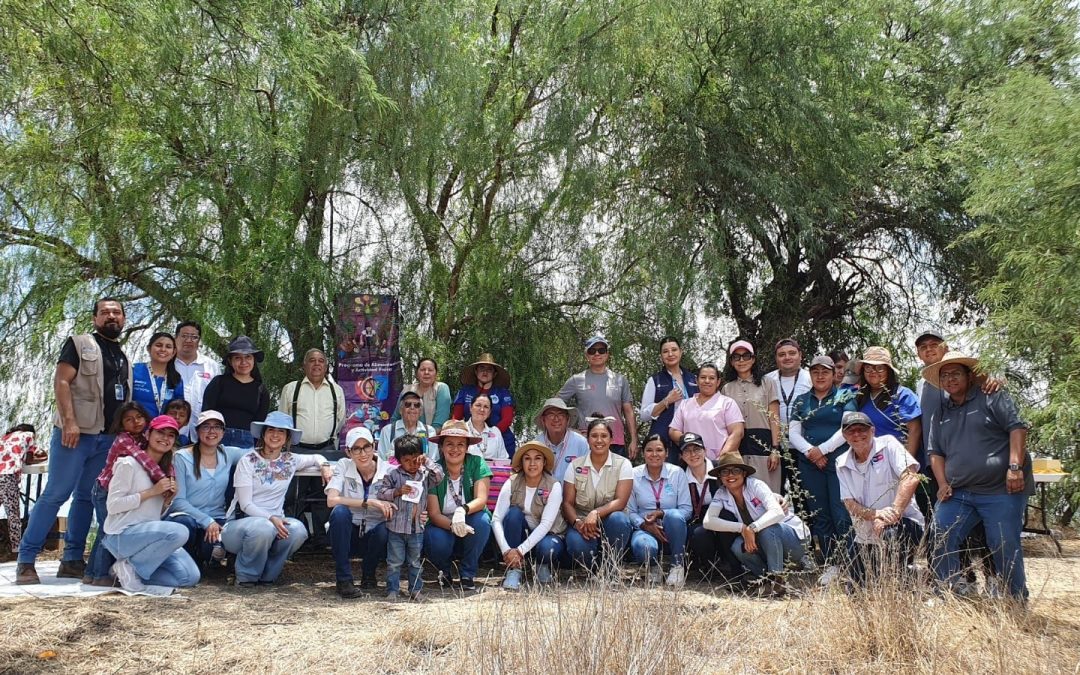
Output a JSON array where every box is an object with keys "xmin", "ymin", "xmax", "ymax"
[
  {"xmin": 921, "ymin": 351, "xmax": 980, "ymax": 390},
  {"xmin": 854, "ymin": 346, "xmax": 897, "ymax": 375},
  {"xmin": 225, "ymin": 335, "xmax": 265, "ymax": 363},
  {"xmin": 533, "ymin": 397, "xmax": 578, "ymax": 428},
  {"xmin": 250, "ymin": 411, "xmax": 303, "ymax": 446},
  {"xmin": 460, "ymin": 353, "xmax": 511, "ymax": 388},
  {"xmin": 708, "ymin": 452, "xmax": 757, "ymax": 478},
  {"xmin": 429, "ymin": 419, "xmax": 482, "ymax": 445},
  {"xmin": 511, "ymin": 441, "xmax": 555, "ymax": 474}
]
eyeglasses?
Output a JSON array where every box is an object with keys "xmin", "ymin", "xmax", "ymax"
[
  {"xmin": 401, "ymin": 401, "xmax": 422, "ymax": 409},
  {"xmin": 718, "ymin": 467, "xmax": 744, "ymax": 476},
  {"xmin": 938, "ymin": 370, "xmax": 967, "ymax": 381},
  {"xmin": 586, "ymin": 346, "xmax": 609, "ymax": 355},
  {"xmin": 199, "ymin": 424, "xmax": 224, "ymax": 432},
  {"xmin": 178, "ymin": 333, "xmax": 200, "ymax": 341},
  {"xmin": 863, "ymin": 364, "xmax": 889, "ymax": 373},
  {"xmin": 730, "ymin": 353, "xmax": 754, "ymax": 362},
  {"xmin": 349, "ymin": 444, "xmax": 374, "ymax": 454},
  {"xmin": 681, "ymin": 446, "xmax": 705, "ymax": 455}
]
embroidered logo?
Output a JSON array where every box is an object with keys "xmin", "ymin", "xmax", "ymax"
[
  {"xmin": 871, "ymin": 452, "xmax": 884, "ymax": 464},
  {"xmin": 750, "ymin": 497, "xmax": 762, "ymax": 508},
  {"xmin": 576, "ymin": 466, "xmax": 589, "ymax": 475}
]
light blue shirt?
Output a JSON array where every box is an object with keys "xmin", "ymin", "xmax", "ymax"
[
  {"xmin": 170, "ymin": 445, "xmax": 246, "ymax": 527},
  {"xmin": 626, "ymin": 462, "xmax": 692, "ymax": 527},
  {"xmin": 377, "ymin": 420, "xmax": 436, "ymax": 461},
  {"xmin": 536, "ymin": 430, "xmax": 589, "ymax": 482}
]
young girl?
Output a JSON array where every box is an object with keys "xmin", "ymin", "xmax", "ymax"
[{"xmin": 0, "ymin": 424, "xmax": 39, "ymax": 556}]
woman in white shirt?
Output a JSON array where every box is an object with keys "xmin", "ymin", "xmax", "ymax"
[
  {"xmin": 102, "ymin": 415, "xmax": 199, "ymax": 591},
  {"xmin": 491, "ymin": 441, "xmax": 566, "ymax": 589},
  {"xmin": 703, "ymin": 453, "xmax": 811, "ymax": 597},
  {"xmin": 220, "ymin": 411, "xmax": 332, "ymax": 588},
  {"xmin": 466, "ymin": 393, "xmax": 509, "ymax": 462}
]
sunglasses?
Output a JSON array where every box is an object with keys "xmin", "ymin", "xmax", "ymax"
[
  {"xmin": 586, "ymin": 346, "xmax": 609, "ymax": 355},
  {"xmin": 730, "ymin": 353, "xmax": 754, "ymax": 362},
  {"xmin": 401, "ymin": 401, "xmax": 422, "ymax": 409},
  {"xmin": 718, "ymin": 467, "xmax": 744, "ymax": 476}
]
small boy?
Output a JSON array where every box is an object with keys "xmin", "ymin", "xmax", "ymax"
[
  {"xmin": 165, "ymin": 400, "xmax": 192, "ymax": 445},
  {"xmin": 376, "ymin": 434, "xmax": 444, "ymax": 601}
]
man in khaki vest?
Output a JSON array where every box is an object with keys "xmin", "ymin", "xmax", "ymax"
[{"xmin": 17, "ymin": 298, "xmax": 132, "ymax": 585}]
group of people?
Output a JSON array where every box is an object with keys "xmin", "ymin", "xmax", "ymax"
[{"xmin": 8, "ymin": 298, "xmax": 1034, "ymax": 604}]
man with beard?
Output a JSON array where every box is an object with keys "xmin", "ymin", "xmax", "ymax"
[{"xmin": 17, "ymin": 298, "xmax": 132, "ymax": 584}]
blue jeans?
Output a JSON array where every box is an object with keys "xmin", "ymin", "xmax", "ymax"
[
  {"xmin": 386, "ymin": 531, "xmax": 424, "ymax": 595},
  {"xmin": 165, "ymin": 513, "xmax": 227, "ymax": 566},
  {"xmin": 84, "ymin": 483, "xmax": 114, "ymax": 579},
  {"xmin": 630, "ymin": 510, "xmax": 689, "ymax": 566},
  {"xmin": 845, "ymin": 518, "xmax": 922, "ymax": 586},
  {"xmin": 328, "ymin": 505, "xmax": 388, "ymax": 582},
  {"xmin": 221, "ymin": 516, "xmax": 308, "ymax": 583},
  {"xmin": 102, "ymin": 520, "xmax": 200, "ymax": 587},
  {"xmin": 931, "ymin": 489, "xmax": 1027, "ymax": 599},
  {"xmin": 423, "ymin": 511, "xmax": 492, "ymax": 580},
  {"xmin": 564, "ymin": 511, "xmax": 632, "ymax": 570},
  {"xmin": 499, "ymin": 506, "xmax": 566, "ymax": 565},
  {"xmin": 221, "ymin": 428, "xmax": 254, "ymax": 450},
  {"xmin": 19, "ymin": 428, "xmax": 113, "ymax": 564},
  {"xmin": 796, "ymin": 452, "xmax": 852, "ymax": 561},
  {"xmin": 731, "ymin": 522, "xmax": 803, "ymax": 577}
]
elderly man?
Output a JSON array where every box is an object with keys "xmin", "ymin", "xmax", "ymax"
[
  {"xmin": 835, "ymin": 411, "xmax": 924, "ymax": 586},
  {"xmin": 925, "ymin": 352, "xmax": 1032, "ymax": 600},
  {"xmin": 533, "ymin": 398, "xmax": 588, "ymax": 482},
  {"xmin": 279, "ymin": 348, "xmax": 347, "ymax": 546},
  {"xmin": 18, "ymin": 298, "xmax": 132, "ymax": 585},
  {"xmin": 173, "ymin": 321, "xmax": 221, "ymax": 439},
  {"xmin": 378, "ymin": 390, "xmax": 437, "ymax": 461},
  {"xmin": 558, "ymin": 334, "xmax": 638, "ymax": 459}
]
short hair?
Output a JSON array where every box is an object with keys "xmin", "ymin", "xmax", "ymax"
[
  {"xmin": 828, "ymin": 350, "xmax": 850, "ymax": 363},
  {"xmin": 642, "ymin": 433, "xmax": 665, "ymax": 449},
  {"xmin": 165, "ymin": 399, "xmax": 192, "ymax": 414},
  {"xmin": 94, "ymin": 297, "xmax": 125, "ymax": 315},
  {"xmin": 417, "ymin": 358, "xmax": 439, "ymax": 373},
  {"xmin": 175, "ymin": 320, "xmax": 202, "ymax": 337},
  {"xmin": 394, "ymin": 434, "xmax": 424, "ymax": 461},
  {"xmin": 586, "ymin": 415, "xmax": 613, "ymax": 437},
  {"xmin": 303, "ymin": 348, "xmax": 327, "ymax": 362},
  {"xmin": 697, "ymin": 362, "xmax": 721, "ymax": 379}
]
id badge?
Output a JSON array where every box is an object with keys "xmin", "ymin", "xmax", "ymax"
[{"xmin": 114, "ymin": 383, "xmax": 125, "ymax": 400}]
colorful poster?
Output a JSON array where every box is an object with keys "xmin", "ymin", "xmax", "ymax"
[{"xmin": 334, "ymin": 293, "xmax": 402, "ymax": 450}]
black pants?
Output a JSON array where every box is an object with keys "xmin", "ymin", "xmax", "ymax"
[{"xmin": 285, "ymin": 443, "xmax": 344, "ymax": 544}]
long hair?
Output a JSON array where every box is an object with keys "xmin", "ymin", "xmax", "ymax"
[
  {"xmin": 722, "ymin": 341, "xmax": 763, "ymax": 386},
  {"xmin": 108, "ymin": 401, "xmax": 152, "ymax": 436},
  {"xmin": 855, "ymin": 368, "xmax": 899, "ymax": 410},
  {"xmin": 146, "ymin": 331, "xmax": 182, "ymax": 390}
]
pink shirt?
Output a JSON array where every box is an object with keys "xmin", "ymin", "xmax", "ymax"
[{"xmin": 670, "ymin": 393, "xmax": 745, "ymax": 460}]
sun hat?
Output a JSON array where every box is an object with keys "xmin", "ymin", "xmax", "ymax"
[
  {"xmin": 345, "ymin": 426, "xmax": 375, "ymax": 450},
  {"xmin": 921, "ymin": 351, "xmax": 980, "ymax": 390},
  {"xmin": 841, "ymin": 411, "xmax": 874, "ymax": 429},
  {"xmin": 460, "ymin": 353, "xmax": 511, "ymax": 388},
  {"xmin": 149, "ymin": 415, "xmax": 180, "ymax": 434},
  {"xmin": 511, "ymin": 440, "xmax": 555, "ymax": 474},
  {"xmin": 809, "ymin": 355, "xmax": 835, "ymax": 371},
  {"xmin": 429, "ymin": 419, "xmax": 482, "ymax": 446},
  {"xmin": 854, "ymin": 346, "xmax": 898, "ymax": 375},
  {"xmin": 729, "ymin": 340, "xmax": 755, "ymax": 355},
  {"xmin": 250, "ymin": 411, "xmax": 303, "ymax": 446},
  {"xmin": 224, "ymin": 335, "xmax": 265, "ymax": 363},
  {"xmin": 195, "ymin": 410, "xmax": 225, "ymax": 428},
  {"xmin": 708, "ymin": 452, "xmax": 756, "ymax": 478},
  {"xmin": 533, "ymin": 397, "xmax": 579, "ymax": 428},
  {"xmin": 679, "ymin": 432, "xmax": 706, "ymax": 452}
]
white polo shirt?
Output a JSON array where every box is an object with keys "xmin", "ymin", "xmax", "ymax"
[{"xmin": 836, "ymin": 435, "xmax": 924, "ymax": 544}]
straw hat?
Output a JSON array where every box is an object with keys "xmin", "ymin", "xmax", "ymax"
[
  {"xmin": 511, "ymin": 440, "xmax": 555, "ymax": 474},
  {"xmin": 460, "ymin": 353, "xmax": 511, "ymax": 388},
  {"xmin": 921, "ymin": 352, "xmax": 980, "ymax": 389},
  {"xmin": 854, "ymin": 346, "xmax": 898, "ymax": 375},
  {"xmin": 429, "ymin": 419, "xmax": 482, "ymax": 446},
  {"xmin": 707, "ymin": 452, "xmax": 757, "ymax": 479}
]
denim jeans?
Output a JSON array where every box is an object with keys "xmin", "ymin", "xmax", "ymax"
[
  {"xmin": 221, "ymin": 428, "xmax": 254, "ymax": 450},
  {"xmin": 423, "ymin": 511, "xmax": 492, "ymax": 580},
  {"xmin": 796, "ymin": 452, "xmax": 852, "ymax": 561},
  {"xmin": 499, "ymin": 506, "xmax": 566, "ymax": 565},
  {"xmin": 845, "ymin": 517, "xmax": 922, "ymax": 586},
  {"xmin": 564, "ymin": 511, "xmax": 632, "ymax": 570},
  {"xmin": 328, "ymin": 505, "xmax": 388, "ymax": 582},
  {"xmin": 165, "ymin": 513, "xmax": 227, "ymax": 566},
  {"xmin": 84, "ymin": 482, "xmax": 115, "ymax": 579},
  {"xmin": 687, "ymin": 523, "xmax": 740, "ymax": 576},
  {"xmin": 630, "ymin": 510, "xmax": 689, "ymax": 566},
  {"xmin": 221, "ymin": 516, "xmax": 308, "ymax": 583},
  {"xmin": 19, "ymin": 427, "xmax": 113, "ymax": 564},
  {"xmin": 386, "ymin": 530, "xmax": 424, "ymax": 595},
  {"xmin": 931, "ymin": 489, "xmax": 1027, "ymax": 599},
  {"xmin": 731, "ymin": 522, "xmax": 803, "ymax": 577},
  {"xmin": 102, "ymin": 520, "xmax": 200, "ymax": 587}
]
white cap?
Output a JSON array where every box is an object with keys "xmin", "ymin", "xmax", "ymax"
[
  {"xmin": 345, "ymin": 426, "xmax": 374, "ymax": 450},
  {"xmin": 195, "ymin": 410, "xmax": 225, "ymax": 427}
]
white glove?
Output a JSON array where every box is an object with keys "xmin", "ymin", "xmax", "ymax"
[{"xmin": 451, "ymin": 507, "xmax": 475, "ymax": 537}]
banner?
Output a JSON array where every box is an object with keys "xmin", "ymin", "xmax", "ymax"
[{"xmin": 334, "ymin": 293, "xmax": 402, "ymax": 450}]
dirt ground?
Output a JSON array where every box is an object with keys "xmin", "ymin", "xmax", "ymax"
[{"xmin": 1, "ymin": 533, "xmax": 1077, "ymax": 674}]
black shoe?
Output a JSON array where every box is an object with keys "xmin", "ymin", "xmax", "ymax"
[
  {"xmin": 56, "ymin": 559, "xmax": 86, "ymax": 579},
  {"xmin": 337, "ymin": 579, "xmax": 362, "ymax": 599},
  {"xmin": 236, "ymin": 581, "xmax": 258, "ymax": 590},
  {"xmin": 359, "ymin": 576, "xmax": 377, "ymax": 590},
  {"xmin": 459, "ymin": 578, "xmax": 476, "ymax": 592}
]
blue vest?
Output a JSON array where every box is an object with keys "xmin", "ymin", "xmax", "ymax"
[{"xmin": 648, "ymin": 367, "xmax": 699, "ymax": 442}]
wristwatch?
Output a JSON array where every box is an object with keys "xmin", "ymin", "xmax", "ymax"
[
  {"xmin": 1008, "ymin": 463, "xmax": 1022, "ymax": 472},
  {"xmin": 748, "ymin": 522, "xmax": 759, "ymax": 533}
]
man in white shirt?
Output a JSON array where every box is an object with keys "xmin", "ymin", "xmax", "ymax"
[
  {"xmin": 764, "ymin": 338, "xmax": 811, "ymax": 496},
  {"xmin": 533, "ymin": 398, "xmax": 588, "ymax": 482},
  {"xmin": 173, "ymin": 321, "xmax": 222, "ymax": 439}
]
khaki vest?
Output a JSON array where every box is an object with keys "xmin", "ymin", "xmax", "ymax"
[
  {"xmin": 508, "ymin": 473, "xmax": 566, "ymax": 535},
  {"xmin": 568, "ymin": 453, "xmax": 630, "ymax": 518},
  {"xmin": 53, "ymin": 333, "xmax": 132, "ymax": 434}
]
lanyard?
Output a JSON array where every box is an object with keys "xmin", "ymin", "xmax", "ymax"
[
  {"xmin": 778, "ymin": 372, "xmax": 803, "ymax": 420},
  {"xmin": 449, "ymin": 477, "xmax": 465, "ymax": 508},
  {"xmin": 153, "ymin": 373, "xmax": 169, "ymax": 412},
  {"xmin": 649, "ymin": 477, "xmax": 665, "ymax": 510},
  {"xmin": 690, "ymin": 482, "xmax": 704, "ymax": 520},
  {"xmin": 551, "ymin": 435, "xmax": 568, "ymax": 468}
]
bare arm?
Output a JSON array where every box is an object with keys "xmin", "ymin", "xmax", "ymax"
[
  {"xmin": 904, "ymin": 419, "xmax": 921, "ymax": 459},
  {"xmin": 427, "ymin": 493, "xmax": 452, "ymax": 530},
  {"xmin": 54, "ymin": 362, "xmax": 79, "ymax": 448},
  {"xmin": 720, "ymin": 422, "xmax": 744, "ymax": 456},
  {"xmin": 561, "ymin": 480, "xmax": 579, "ymax": 523},
  {"xmin": 466, "ymin": 478, "xmax": 489, "ymax": 515}
]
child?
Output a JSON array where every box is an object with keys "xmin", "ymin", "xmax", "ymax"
[
  {"xmin": 0, "ymin": 424, "xmax": 39, "ymax": 556},
  {"xmin": 165, "ymin": 399, "xmax": 192, "ymax": 446},
  {"xmin": 376, "ymin": 434, "xmax": 443, "ymax": 601}
]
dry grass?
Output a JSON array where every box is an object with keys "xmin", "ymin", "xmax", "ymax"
[{"xmin": 1, "ymin": 536, "xmax": 1078, "ymax": 674}]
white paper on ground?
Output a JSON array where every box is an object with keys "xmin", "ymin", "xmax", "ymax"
[{"xmin": 0, "ymin": 561, "xmax": 177, "ymax": 599}]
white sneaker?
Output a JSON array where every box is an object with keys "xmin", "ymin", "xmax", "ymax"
[
  {"xmin": 818, "ymin": 565, "xmax": 840, "ymax": 587},
  {"xmin": 503, "ymin": 569, "xmax": 523, "ymax": 590},
  {"xmin": 536, "ymin": 563, "xmax": 553, "ymax": 584},
  {"xmin": 665, "ymin": 564, "xmax": 686, "ymax": 587},
  {"xmin": 647, "ymin": 566, "xmax": 663, "ymax": 584},
  {"xmin": 211, "ymin": 542, "xmax": 226, "ymax": 562},
  {"xmin": 111, "ymin": 559, "xmax": 146, "ymax": 592}
]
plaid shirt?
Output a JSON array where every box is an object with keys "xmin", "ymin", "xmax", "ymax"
[
  {"xmin": 97, "ymin": 431, "xmax": 172, "ymax": 489},
  {"xmin": 376, "ymin": 457, "xmax": 444, "ymax": 535}
]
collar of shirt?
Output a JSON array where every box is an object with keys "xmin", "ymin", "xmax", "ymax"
[
  {"xmin": 684, "ymin": 459, "xmax": 714, "ymax": 487},
  {"xmin": 836, "ymin": 438, "xmax": 882, "ymax": 474},
  {"xmin": 944, "ymin": 386, "xmax": 979, "ymax": 410},
  {"xmin": 636, "ymin": 462, "xmax": 678, "ymax": 485}
]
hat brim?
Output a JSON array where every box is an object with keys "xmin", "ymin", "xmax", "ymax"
[
  {"xmin": 429, "ymin": 431, "xmax": 482, "ymax": 445},
  {"xmin": 226, "ymin": 350, "xmax": 265, "ymax": 364},
  {"xmin": 921, "ymin": 356, "xmax": 980, "ymax": 390},
  {"xmin": 854, "ymin": 359, "xmax": 897, "ymax": 375},
  {"xmin": 460, "ymin": 362, "xmax": 511, "ymax": 388},
  {"xmin": 708, "ymin": 461, "xmax": 756, "ymax": 479},
  {"xmin": 533, "ymin": 404, "xmax": 579, "ymax": 429},
  {"xmin": 511, "ymin": 442, "xmax": 555, "ymax": 474},
  {"xmin": 249, "ymin": 421, "xmax": 302, "ymax": 447}
]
